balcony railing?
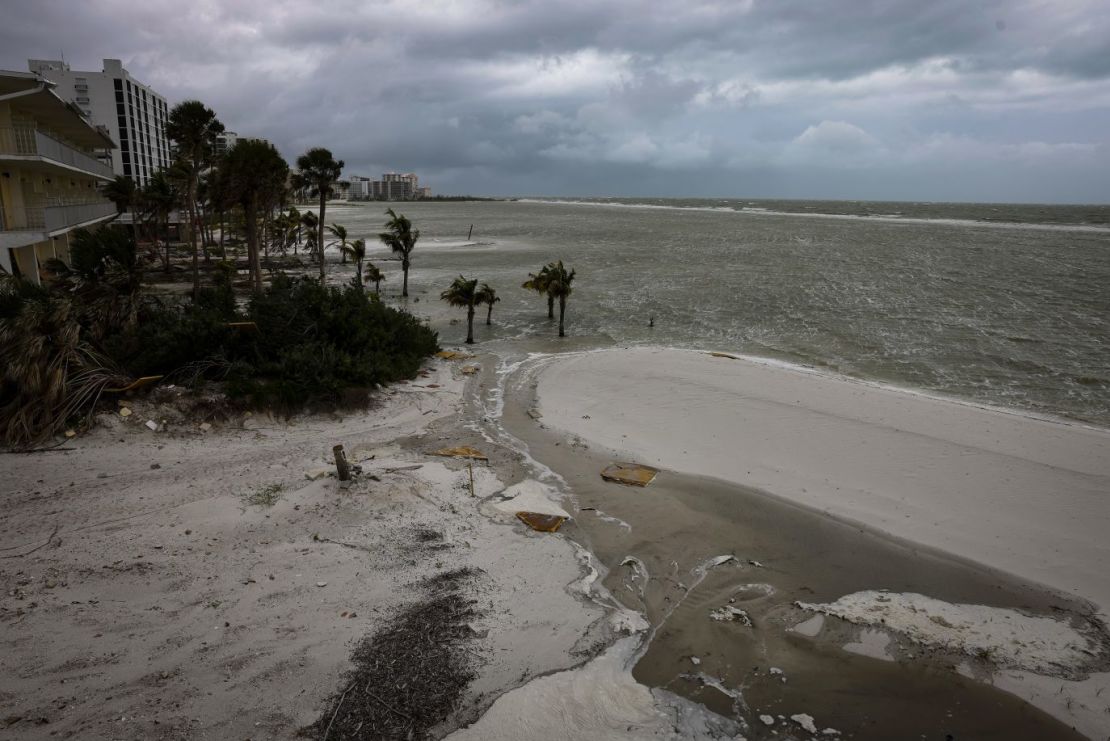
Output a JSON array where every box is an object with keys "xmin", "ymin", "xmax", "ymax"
[
  {"xmin": 4, "ymin": 200, "xmax": 117, "ymax": 232},
  {"xmin": 0, "ymin": 125, "xmax": 114, "ymax": 179}
]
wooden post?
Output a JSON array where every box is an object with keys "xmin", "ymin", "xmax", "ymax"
[
  {"xmin": 467, "ymin": 224, "xmax": 473, "ymax": 240},
  {"xmin": 333, "ymin": 445, "xmax": 351, "ymax": 481},
  {"xmin": 468, "ymin": 462, "xmax": 474, "ymax": 497}
]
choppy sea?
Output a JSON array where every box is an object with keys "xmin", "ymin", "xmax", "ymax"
[{"xmin": 323, "ymin": 197, "xmax": 1110, "ymax": 427}]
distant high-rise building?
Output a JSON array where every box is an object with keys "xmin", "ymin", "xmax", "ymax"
[
  {"xmin": 372, "ymin": 172, "xmax": 420, "ymax": 200},
  {"xmin": 28, "ymin": 58, "xmax": 171, "ymax": 186}
]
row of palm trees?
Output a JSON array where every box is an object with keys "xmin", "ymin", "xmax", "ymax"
[
  {"xmin": 440, "ymin": 278, "xmax": 500, "ymax": 344},
  {"xmin": 440, "ymin": 260, "xmax": 576, "ymax": 344},
  {"xmin": 102, "ymin": 99, "xmax": 348, "ymax": 297},
  {"xmin": 523, "ymin": 261, "xmax": 576, "ymax": 337}
]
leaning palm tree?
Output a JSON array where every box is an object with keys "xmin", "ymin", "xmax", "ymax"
[
  {"xmin": 379, "ymin": 208, "xmax": 419, "ymax": 298},
  {"xmin": 476, "ymin": 283, "xmax": 500, "ymax": 325},
  {"xmin": 301, "ymin": 211, "xmax": 319, "ymax": 258},
  {"xmin": 523, "ymin": 263, "xmax": 556, "ymax": 318},
  {"xmin": 221, "ymin": 140, "xmax": 290, "ymax": 292},
  {"xmin": 546, "ymin": 261, "xmax": 576, "ymax": 337},
  {"xmin": 440, "ymin": 275, "xmax": 480, "ymax": 344},
  {"xmin": 166, "ymin": 100, "xmax": 225, "ymax": 300},
  {"xmin": 327, "ymin": 223, "xmax": 349, "ymax": 264},
  {"xmin": 295, "ymin": 148, "xmax": 344, "ymax": 281},
  {"xmin": 343, "ymin": 238, "xmax": 367, "ymax": 287},
  {"xmin": 365, "ymin": 263, "xmax": 385, "ymax": 295}
]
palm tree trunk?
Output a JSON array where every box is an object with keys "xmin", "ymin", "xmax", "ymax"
[
  {"xmin": 558, "ymin": 296, "xmax": 566, "ymax": 337},
  {"xmin": 466, "ymin": 305, "xmax": 475, "ymax": 344},
  {"xmin": 402, "ymin": 258, "xmax": 410, "ymax": 298},
  {"xmin": 189, "ymin": 178, "xmax": 200, "ymax": 301},
  {"xmin": 218, "ymin": 208, "xmax": 225, "ymax": 258},
  {"xmin": 486, "ymin": 304, "xmax": 493, "ymax": 325},
  {"xmin": 246, "ymin": 200, "xmax": 262, "ymax": 293},
  {"xmin": 374, "ymin": 278, "xmax": 381, "ymax": 294},
  {"xmin": 547, "ymin": 294, "xmax": 554, "ymax": 319},
  {"xmin": 317, "ymin": 192, "xmax": 327, "ymax": 282},
  {"xmin": 356, "ymin": 259, "xmax": 363, "ymax": 288}
]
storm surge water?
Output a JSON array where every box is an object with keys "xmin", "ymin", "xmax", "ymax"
[{"xmin": 328, "ymin": 197, "xmax": 1110, "ymax": 427}]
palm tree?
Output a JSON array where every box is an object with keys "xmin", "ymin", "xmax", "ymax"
[
  {"xmin": 476, "ymin": 283, "xmax": 500, "ymax": 325},
  {"xmin": 343, "ymin": 238, "xmax": 367, "ymax": 287},
  {"xmin": 440, "ymin": 275, "xmax": 480, "ymax": 344},
  {"xmin": 295, "ymin": 148, "xmax": 344, "ymax": 282},
  {"xmin": 102, "ymin": 175, "xmax": 136, "ymax": 215},
  {"xmin": 327, "ymin": 223, "xmax": 349, "ymax": 264},
  {"xmin": 365, "ymin": 263, "xmax": 385, "ymax": 295},
  {"xmin": 166, "ymin": 100, "xmax": 225, "ymax": 300},
  {"xmin": 379, "ymin": 208, "xmax": 419, "ymax": 298},
  {"xmin": 221, "ymin": 140, "xmax": 290, "ymax": 292},
  {"xmin": 546, "ymin": 261, "xmax": 576, "ymax": 337},
  {"xmin": 523, "ymin": 263, "xmax": 556, "ymax": 318},
  {"xmin": 301, "ymin": 211, "xmax": 319, "ymax": 257}
]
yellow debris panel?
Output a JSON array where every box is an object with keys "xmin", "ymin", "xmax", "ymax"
[
  {"xmin": 709, "ymin": 351, "xmax": 739, "ymax": 360},
  {"xmin": 601, "ymin": 462, "xmax": 659, "ymax": 487},
  {"xmin": 431, "ymin": 446, "xmax": 489, "ymax": 461},
  {"xmin": 436, "ymin": 350, "xmax": 475, "ymax": 360},
  {"xmin": 460, "ymin": 365, "xmax": 481, "ymax": 375},
  {"xmin": 516, "ymin": 512, "xmax": 566, "ymax": 532}
]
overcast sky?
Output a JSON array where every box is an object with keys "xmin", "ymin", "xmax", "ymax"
[{"xmin": 2, "ymin": 0, "xmax": 1108, "ymax": 202}]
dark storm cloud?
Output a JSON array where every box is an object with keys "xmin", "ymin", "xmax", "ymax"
[{"xmin": 1, "ymin": 0, "xmax": 1107, "ymax": 200}]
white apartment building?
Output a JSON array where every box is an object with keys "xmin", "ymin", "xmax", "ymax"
[
  {"xmin": 0, "ymin": 71, "xmax": 117, "ymax": 283},
  {"xmin": 348, "ymin": 175, "xmax": 373, "ymax": 200},
  {"xmin": 373, "ymin": 172, "xmax": 419, "ymax": 200},
  {"xmin": 29, "ymin": 58, "xmax": 171, "ymax": 186}
]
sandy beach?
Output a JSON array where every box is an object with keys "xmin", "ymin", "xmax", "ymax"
[
  {"xmin": 524, "ymin": 346, "xmax": 1110, "ymax": 738},
  {"xmin": 0, "ymin": 356, "xmax": 619, "ymax": 739}
]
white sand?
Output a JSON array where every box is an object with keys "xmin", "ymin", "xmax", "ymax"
[
  {"xmin": 535, "ymin": 347, "xmax": 1110, "ymax": 617},
  {"xmin": 0, "ymin": 360, "xmax": 606, "ymax": 738}
]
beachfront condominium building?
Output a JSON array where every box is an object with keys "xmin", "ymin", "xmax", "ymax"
[
  {"xmin": 28, "ymin": 58, "xmax": 170, "ymax": 186},
  {"xmin": 372, "ymin": 172, "xmax": 420, "ymax": 200},
  {"xmin": 348, "ymin": 175, "xmax": 372, "ymax": 200},
  {"xmin": 215, "ymin": 131, "xmax": 270, "ymax": 156},
  {"xmin": 0, "ymin": 70, "xmax": 117, "ymax": 284}
]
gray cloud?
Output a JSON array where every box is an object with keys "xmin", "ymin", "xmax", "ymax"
[{"xmin": 1, "ymin": 0, "xmax": 1108, "ymax": 201}]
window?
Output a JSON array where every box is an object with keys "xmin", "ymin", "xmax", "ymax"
[{"xmin": 113, "ymin": 78, "xmax": 122, "ymax": 91}]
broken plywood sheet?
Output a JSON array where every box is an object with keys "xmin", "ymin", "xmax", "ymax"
[
  {"xmin": 436, "ymin": 350, "xmax": 475, "ymax": 360},
  {"xmin": 431, "ymin": 446, "xmax": 488, "ymax": 461},
  {"xmin": 492, "ymin": 480, "xmax": 571, "ymax": 519},
  {"xmin": 516, "ymin": 512, "xmax": 567, "ymax": 533},
  {"xmin": 601, "ymin": 462, "xmax": 659, "ymax": 487}
]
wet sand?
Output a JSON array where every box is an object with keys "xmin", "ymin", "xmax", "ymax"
[{"xmin": 492, "ymin": 347, "xmax": 1110, "ymax": 739}]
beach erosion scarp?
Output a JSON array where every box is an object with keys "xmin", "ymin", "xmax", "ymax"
[{"xmin": 530, "ymin": 345, "xmax": 1110, "ymax": 737}]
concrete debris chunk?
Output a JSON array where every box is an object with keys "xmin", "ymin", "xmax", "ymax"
[{"xmin": 145, "ymin": 420, "xmax": 159, "ymax": 431}]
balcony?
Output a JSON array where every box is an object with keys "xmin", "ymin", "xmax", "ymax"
[
  {"xmin": 0, "ymin": 124, "xmax": 114, "ymax": 179},
  {"xmin": 1, "ymin": 199, "xmax": 117, "ymax": 250}
]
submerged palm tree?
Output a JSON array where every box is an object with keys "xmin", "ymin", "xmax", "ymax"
[
  {"xmin": 343, "ymin": 238, "xmax": 367, "ymax": 287},
  {"xmin": 379, "ymin": 208, "xmax": 419, "ymax": 298},
  {"xmin": 476, "ymin": 283, "xmax": 500, "ymax": 325},
  {"xmin": 523, "ymin": 263, "xmax": 556, "ymax": 318},
  {"xmin": 327, "ymin": 223, "xmax": 349, "ymax": 264},
  {"xmin": 546, "ymin": 261, "xmax": 576, "ymax": 337},
  {"xmin": 295, "ymin": 148, "xmax": 344, "ymax": 281},
  {"xmin": 365, "ymin": 263, "xmax": 385, "ymax": 295},
  {"xmin": 440, "ymin": 275, "xmax": 480, "ymax": 344}
]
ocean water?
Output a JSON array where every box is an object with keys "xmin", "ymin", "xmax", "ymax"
[{"xmin": 324, "ymin": 198, "xmax": 1110, "ymax": 427}]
